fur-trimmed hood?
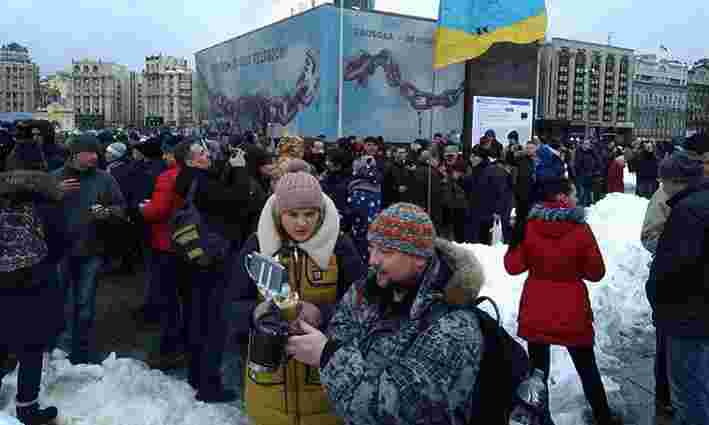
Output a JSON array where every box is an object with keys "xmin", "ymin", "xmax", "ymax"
[
  {"xmin": 0, "ymin": 170, "xmax": 63, "ymax": 203},
  {"xmin": 527, "ymin": 202, "xmax": 586, "ymax": 239},
  {"xmin": 409, "ymin": 238, "xmax": 485, "ymax": 319}
]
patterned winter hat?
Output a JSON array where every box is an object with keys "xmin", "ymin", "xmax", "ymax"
[{"xmin": 368, "ymin": 203, "xmax": 436, "ymax": 258}]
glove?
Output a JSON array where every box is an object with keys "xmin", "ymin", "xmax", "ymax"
[{"xmin": 228, "ymin": 148, "xmax": 246, "ymax": 168}]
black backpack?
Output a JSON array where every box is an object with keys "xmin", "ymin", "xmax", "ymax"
[{"xmin": 421, "ymin": 296, "xmax": 529, "ymax": 424}]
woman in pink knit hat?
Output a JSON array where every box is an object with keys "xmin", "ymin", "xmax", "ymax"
[{"xmin": 229, "ymin": 171, "xmax": 366, "ymax": 425}]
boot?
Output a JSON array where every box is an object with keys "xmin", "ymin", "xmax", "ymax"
[
  {"xmin": 655, "ymin": 396, "xmax": 674, "ymax": 417},
  {"xmin": 16, "ymin": 402, "xmax": 58, "ymax": 425}
]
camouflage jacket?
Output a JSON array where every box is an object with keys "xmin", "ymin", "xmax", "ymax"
[{"xmin": 320, "ymin": 239, "xmax": 486, "ymax": 425}]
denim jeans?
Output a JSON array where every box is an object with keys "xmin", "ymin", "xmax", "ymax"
[
  {"xmin": 667, "ymin": 336, "xmax": 709, "ymax": 425},
  {"xmin": 656, "ymin": 328, "xmax": 672, "ymax": 405},
  {"xmin": 576, "ymin": 176, "xmax": 594, "ymax": 207},
  {"xmin": 57, "ymin": 256, "xmax": 103, "ymax": 362}
]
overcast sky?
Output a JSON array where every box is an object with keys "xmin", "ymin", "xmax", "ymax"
[{"xmin": 2, "ymin": 0, "xmax": 707, "ymax": 75}]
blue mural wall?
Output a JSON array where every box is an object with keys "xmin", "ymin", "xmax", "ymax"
[{"xmin": 195, "ymin": 5, "xmax": 465, "ymax": 142}]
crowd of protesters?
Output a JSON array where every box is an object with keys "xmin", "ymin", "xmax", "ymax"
[{"xmin": 1, "ymin": 117, "xmax": 708, "ymax": 425}]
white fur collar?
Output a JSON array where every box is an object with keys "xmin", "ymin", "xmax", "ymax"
[{"xmin": 256, "ymin": 193, "xmax": 340, "ymax": 270}]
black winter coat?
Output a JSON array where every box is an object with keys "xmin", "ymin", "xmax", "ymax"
[
  {"xmin": 513, "ymin": 154, "xmax": 535, "ymax": 204},
  {"xmin": 463, "ymin": 161, "xmax": 512, "ymax": 221},
  {"xmin": 321, "ymin": 169, "xmax": 353, "ymax": 230},
  {"xmin": 401, "ymin": 163, "xmax": 447, "ymax": 230},
  {"xmin": 175, "ymin": 165, "xmax": 264, "ymax": 246},
  {"xmin": 574, "ymin": 148, "xmax": 602, "ymax": 178},
  {"xmin": 0, "ymin": 175, "xmax": 67, "ymax": 350},
  {"xmin": 632, "ymin": 151, "xmax": 659, "ymax": 180},
  {"xmin": 382, "ymin": 161, "xmax": 412, "ymax": 208},
  {"xmin": 647, "ymin": 178, "xmax": 709, "ymax": 337}
]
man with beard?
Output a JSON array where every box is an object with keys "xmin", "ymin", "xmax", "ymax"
[
  {"xmin": 53, "ymin": 134, "xmax": 126, "ymax": 365},
  {"xmin": 286, "ymin": 203, "xmax": 486, "ymax": 424}
]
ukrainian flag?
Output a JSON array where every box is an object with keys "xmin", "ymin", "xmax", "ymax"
[{"xmin": 434, "ymin": 0, "xmax": 547, "ymax": 69}]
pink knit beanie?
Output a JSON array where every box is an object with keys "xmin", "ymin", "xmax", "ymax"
[{"xmin": 274, "ymin": 171, "xmax": 323, "ymax": 211}]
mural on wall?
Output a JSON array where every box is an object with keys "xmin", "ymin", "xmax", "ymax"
[
  {"xmin": 207, "ymin": 48, "xmax": 320, "ymax": 132},
  {"xmin": 340, "ymin": 8, "xmax": 466, "ymax": 141},
  {"xmin": 344, "ymin": 49, "xmax": 464, "ymax": 111},
  {"xmin": 194, "ymin": 7, "xmax": 327, "ymax": 136},
  {"xmin": 195, "ymin": 5, "xmax": 466, "ymax": 141}
]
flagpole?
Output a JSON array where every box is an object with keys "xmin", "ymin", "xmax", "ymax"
[
  {"xmin": 462, "ymin": 59, "xmax": 474, "ymax": 162},
  {"xmin": 337, "ymin": 1, "xmax": 344, "ymax": 139}
]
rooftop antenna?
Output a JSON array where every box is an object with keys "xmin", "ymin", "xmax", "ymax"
[{"xmin": 607, "ymin": 32, "xmax": 614, "ymax": 46}]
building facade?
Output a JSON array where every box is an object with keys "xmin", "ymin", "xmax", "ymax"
[
  {"xmin": 34, "ymin": 102, "xmax": 75, "ymax": 130},
  {"xmin": 46, "ymin": 72, "xmax": 74, "ymax": 106},
  {"xmin": 537, "ymin": 38, "xmax": 634, "ymax": 143},
  {"xmin": 144, "ymin": 55, "xmax": 193, "ymax": 127},
  {"xmin": 688, "ymin": 59, "xmax": 709, "ymax": 135},
  {"xmin": 0, "ymin": 42, "xmax": 40, "ymax": 114},
  {"xmin": 128, "ymin": 71, "xmax": 145, "ymax": 128},
  {"xmin": 631, "ymin": 54, "xmax": 688, "ymax": 140},
  {"xmin": 69, "ymin": 59, "xmax": 130, "ymax": 128}
]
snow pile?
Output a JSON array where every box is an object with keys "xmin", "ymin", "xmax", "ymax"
[
  {"xmin": 624, "ymin": 168, "xmax": 636, "ymax": 192},
  {"xmin": 467, "ymin": 193, "xmax": 653, "ymax": 424},
  {"xmin": 1, "ymin": 352, "xmax": 249, "ymax": 425},
  {"xmin": 0, "ymin": 194, "xmax": 653, "ymax": 425},
  {"xmin": 0, "ymin": 414, "xmax": 21, "ymax": 425}
]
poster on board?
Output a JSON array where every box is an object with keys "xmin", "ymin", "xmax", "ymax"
[{"xmin": 472, "ymin": 96, "xmax": 533, "ymax": 147}]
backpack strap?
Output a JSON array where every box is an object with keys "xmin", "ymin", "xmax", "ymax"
[{"xmin": 474, "ymin": 296, "xmax": 502, "ymax": 327}]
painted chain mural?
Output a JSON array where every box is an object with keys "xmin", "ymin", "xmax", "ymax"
[
  {"xmin": 194, "ymin": 5, "xmax": 465, "ymax": 142},
  {"xmin": 206, "ymin": 48, "xmax": 320, "ymax": 133},
  {"xmin": 344, "ymin": 49, "xmax": 465, "ymax": 111}
]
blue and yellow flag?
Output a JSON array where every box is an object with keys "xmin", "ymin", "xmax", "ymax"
[{"xmin": 434, "ymin": 0, "xmax": 547, "ymax": 69}]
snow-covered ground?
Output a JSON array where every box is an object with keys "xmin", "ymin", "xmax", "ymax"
[{"xmin": 0, "ymin": 192, "xmax": 653, "ymax": 425}]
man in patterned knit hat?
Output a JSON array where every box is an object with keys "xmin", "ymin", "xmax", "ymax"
[{"xmin": 287, "ymin": 202, "xmax": 487, "ymax": 424}]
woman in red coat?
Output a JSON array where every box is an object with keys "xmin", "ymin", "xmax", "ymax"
[
  {"xmin": 504, "ymin": 178, "xmax": 620, "ymax": 425},
  {"xmin": 607, "ymin": 154, "xmax": 626, "ymax": 194},
  {"xmin": 140, "ymin": 140, "xmax": 190, "ymax": 370}
]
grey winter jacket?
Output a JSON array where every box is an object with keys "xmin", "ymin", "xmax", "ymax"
[
  {"xmin": 320, "ymin": 239, "xmax": 486, "ymax": 425},
  {"xmin": 52, "ymin": 165, "xmax": 126, "ymax": 257}
]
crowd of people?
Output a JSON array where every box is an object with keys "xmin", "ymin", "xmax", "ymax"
[{"xmin": 0, "ymin": 118, "xmax": 708, "ymax": 425}]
